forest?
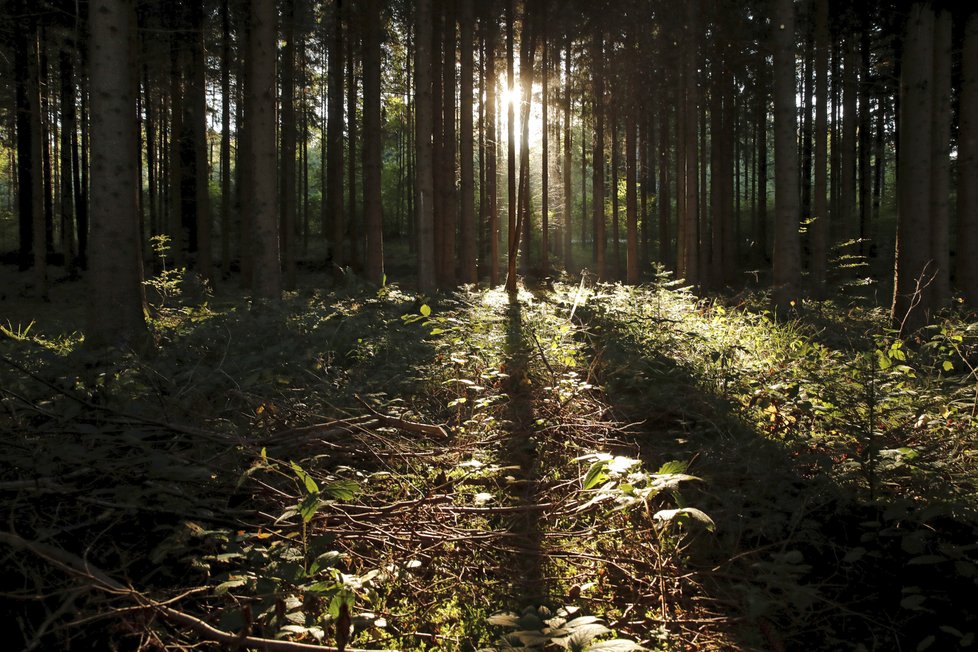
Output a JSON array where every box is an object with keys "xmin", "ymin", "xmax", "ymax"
[{"xmin": 1, "ymin": 0, "xmax": 978, "ymax": 649}]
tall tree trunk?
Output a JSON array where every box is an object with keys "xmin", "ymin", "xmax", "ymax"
[
  {"xmin": 611, "ymin": 100, "xmax": 621, "ymax": 279},
  {"xmin": 245, "ymin": 0, "xmax": 282, "ymax": 299},
  {"xmin": 929, "ymin": 9, "xmax": 951, "ymax": 310},
  {"xmin": 87, "ymin": 0, "xmax": 146, "ymax": 347},
  {"xmin": 28, "ymin": 28, "xmax": 46, "ymax": 297},
  {"xmin": 59, "ymin": 47, "xmax": 77, "ymax": 276},
  {"xmin": 504, "ymin": 0, "xmax": 517, "ymax": 293},
  {"xmin": 679, "ymin": 2, "xmax": 698, "ymax": 284},
  {"xmin": 13, "ymin": 0, "xmax": 34, "ymax": 271},
  {"xmin": 362, "ymin": 0, "xmax": 385, "ymax": 285},
  {"xmin": 327, "ymin": 0, "xmax": 345, "ymax": 272},
  {"xmin": 513, "ymin": 2, "xmax": 535, "ymax": 281},
  {"xmin": 891, "ymin": 3, "xmax": 934, "ymax": 333},
  {"xmin": 841, "ymin": 35, "xmax": 857, "ymax": 243},
  {"xmin": 346, "ymin": 8, "xmax": 360, "ymax": 272},
  {"xmin": 811, "ymin": 0, "xmax": 829, "ymax": 295},
  {"xmin": 958, "ymin": 12, "xmax": 978, "ymax": 303},
  {"xmin": 562, "ymin": 37, "xmax": 573, "ymax": 273},
  {"xmin": 772, "ymin": 0, "xmax": 800, "ymax": 312},
  {"xmin": 755, "ymin": 60, "xmax": 768, "ymax": 266},
  {"xmin": 540, "ymin": 37, "xmax": 549, "ymax": 276},
  {"xmin": 415, "ymin": 0, "xmax": 437, "ymax": 291},
  {"xmin": 658, "ymin": 90, "xmax": 671, "ymax": 269},
  {"xmin": 485, "ymin": 6, "xmax": 499, "ymax": 286},
  {"xmin": 169, "ymin": 34, "xmax": 185, "ymax": 266},
  {"xmin": 624, "ymin": 38, "xmax": 638, "ymax": 284},
  {"xmin": 281, "ymin": 0, "xmax": 298, "ymax": 289},
  {"xmin": 591, "ymin": 27, "xmax": 606, "ymax": 280},
  {"xmin": 190, "ymin": 0, "xmax": 212, "ymax": 281},
  {"xmin": 220, "ymin": 0, "xmax": 232, "ymax": 276},
  {"xmin": 440, "ymin": 0, "xmax": 458, "ymax": 287},
  {"xmin": 458, "ymin": 0, "xmax": 477, "ymax": 284},
  {"xmin": 858, "ymin": 24, "xmax": 872, "ymax": 253}
]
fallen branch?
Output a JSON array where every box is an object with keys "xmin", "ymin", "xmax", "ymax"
[
  {"xmin": 355, "ymin": 395, "xmax": 449, "ymax": 440},
  {"xmin": 0, "ymin": 531, "xmax": 398, "ymax": 652}
]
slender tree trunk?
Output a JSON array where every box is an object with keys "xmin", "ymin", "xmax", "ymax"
[
  {"xmin": 281, "ymin": 0, "xmax": 298, "ymax": 289},
  {"xmin": 87, "ymin": 0, "xmax": 146, "ymax": 347},
  {"xmin": 958, "ymin": 13, "xmax": 978, "ymax": 304},
  {"xmin": 220, "ymin": 0, "xmax": 232, "ymax": 276},
  {"xmin": 929, "ymin": 9, "xmax": 951, "ymax": 310},
  {"xmin": 504, "ymin": 0, "xmax": 517, "ymax": 293},
  {"xmin": 841, "ymin": 36, "xmax": 857, "ymax": 243},
  {"xmin": 658, "ymin": 90, "xmax": 671, "ymax": 269},
  {"xmin": 415, "ymin": 0, "xmax": 436, "ymax": 291},
  {"xmin": 891, "ymin": 3, "xmax": 934, "ymax": 333},
  {"xmin": 591, "ymin": 27, "xmax": 606, "ymax": 280},
  {"xmin": 245, "ymin": 0, "xmax": 282, "ymax": 299},
  {"xmin": 457, "ymin": 0, "xmax": 476, "ymax": 284},
  {"xmin": 191, "ymin": 0, "xmax": 211, "ymax": 281},
  {"xmin": 772, "ymin": 0, "xmax": 800, "ymax": 312},
  {"xmin": 513, "ymin": 2, "xmax": 534, "ymax": 282},
  {"xmin": 346, "ymin": 8, "xmax": 360, "ymax": 272},
  {"xmin": 756, "ymin": 61, "xmax": 768, "ymax": 266},
  {"xmin": 811, "ymin": 0, "xmax": 829, "ymax": 295},
  {"xmin": 362, "ymin": 0, "xmax": 384, "ymax": 285},
  {"xmin": 540, "ymin": 37, "xmax": 549, "ymax": 276},
  {"xmin": 624, "ymin": 39, "xmax": 638, "ymax": 284},
  {"xmin": 59, "ymin": 47, "xmax": 77, "ymax": 276},
  {"xmin": 327, "ymin": 0, "xmax": 345, "ymax": 272},
  {"xmin": 440, "ymin": 0, "xmax": 458, "ymax": 287},
  {"xmin": 13, "ymin": 0, "xmax": 33, "ymax": 271},
  {"xmin": 485, "ymin": 7, "xmax": 499, "ymax": 286},
  {"xmin": 562, "ymin": 37, "xmax": 573, "ymax": 273},
  {"xmin": 680, "ymin": 2, "xmax": 698, "ymax": 284},
  {"xmin": 28, "ymin": 29, "xmax": 46, "ymax": 296},
  {"xmin": 611, "ymin": 100, "xmax": 621, "ymax": 280}
]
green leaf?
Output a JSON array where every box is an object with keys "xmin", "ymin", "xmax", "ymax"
[
  {"xmin": 290, "ymin": 461, "xmax": 319, "ymax": 495},
  {"xmin": 900, "ymin": 594, "xmax": 927, "ymax": 611},
  {"xmin": 323, "ymin": 479, "xmax": 360, "ymax": 501},
  {"xmin": 583, "ymin": 461, "xmax": 609, "ymax": 490},
  {"xmin": 656, "ymin": 460, "xmax": 688, "ymax": 475},
  {"xmin": 298, "ymin": 493, "xmax": 321, "ymax": 523},
  {"xmin": 943, "ymin": 360, "xmax": 954, "ymax": 372},
  {"xmin": 653, "ymin": 507, "xmax": 716, "ymax": 532},
  {"xmin": 420, "ymin": 304, "xmax": 432, "ymax": 317}
]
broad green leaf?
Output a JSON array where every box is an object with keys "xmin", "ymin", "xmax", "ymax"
[
  {"xmin": 653, "ymin": 507, "xmax": 716, "ymax": 532},
  {"xmin": 290, "ymin": 461, "xmax": 319, "ymax": 495},
  {"xmin": 583, "ymin": 461, "xmax": 609, "ymax": 490},
  {"xmin": 323, "ymin": 479, "xmax": 360, "ymax": 501},
  {"xmin": 420, "ymin": 304, "xmax": 432, "ymax": 317}
]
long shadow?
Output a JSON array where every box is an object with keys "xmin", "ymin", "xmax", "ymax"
[
  {"xmin": 574, "ymin": 300, "xmax": 978, "ymax": 652},
  {"xmin": 495, "ymin": 293, "xmax": 548, "ymax": 607}
]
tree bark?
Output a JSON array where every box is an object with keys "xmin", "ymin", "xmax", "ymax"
[
  {"xmin": 810, "ymin": 0, "xmax": 829, "ymax": 295},
  {"xmin": 415, "ymin": 0, "xmax": 437, "ymax": 291},
  {"xmin": 891, "ymin": 3, "xmax": 934, "ymax": 333},
  {"xmin": 362, "ymin": 0, "xmax": 385, "ymax": 285},
  {"xmin": 591, "ymin": 27, "xmax": 606, "ymax": 280},
  {"xmin": 504, "ymin": 0, "xmax": 517, "ymax": 293},
  {"xmin": 327, "ymin": 0, "xmax": 345, "ymax": 272},
  {"xmin": 87, "ymin": 0, "xmax": 146, "ymax": 348},
  {"xmin": 958, "ymin": 13, "xmax": 978, "ymax": 304},
  {"xmin": 929, "ymin": 9, "xmax": 951, "ymax": 310},
  {"xmin": 281, "ymin": 0, "xmax": 298, "ymax": 289},
  {"xmin": 245, "ymin": 0, "xmax": 282, "ymax": 299},
  {"xmin": 772, "ymin": 0, "xmax": 800, "ymax": 312}
]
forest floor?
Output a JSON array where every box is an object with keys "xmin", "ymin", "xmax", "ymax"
[{"xmin": 2, "ymin": 263, "xmax": 978, "ymax": 651}]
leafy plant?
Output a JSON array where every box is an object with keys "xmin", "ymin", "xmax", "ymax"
[{"xmin": 483, "ymin": 605, "xmax": 646, "ymax": 651}]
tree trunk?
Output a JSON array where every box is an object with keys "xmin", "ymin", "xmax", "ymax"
[
  {"xmin": 458, "ymin": 0, "xmax": 476, "ymax": 284},
  {"xmin": 281, "ymin": 0, "xmax": 298, "ymax": 289},
  {"xmin": 679, "ymin": 2, "xmax": 698, "ymax": 284},
  {"xmin": 958, "ymin": 13, "xmax": 978, "ymax": 304},
  {"xmin": 13, "ymin": 0, "xmax": 34, "ymax": 271},
  {"xmin": 191, "ymin": 0, "xmax": 212, "ymax": 281},
  {"xmin": 772, "ymin": 0, "xmax": 800, "ymax": 312},
  {"xmin": 346, "ymin": 8, "xmax": 360, "ymax": 272},
  {"xmin": 591, "ymin": 27, "xmax": 606, "ymax": 280},
  {"xmin": 891, "ymin": 3, "xmax": 934, "ymax": 333},
  {"xmin": 415, "ymin": 0, "xmax": 437, "ymax": 291},
  {"xmin": 363, "ymin": 0, "xmax": 385, "ymax": 285},
  {"xmin": 485, "ymin": 6, "xmax": 499, "ymax": 286},
  {"xmin": 562, "ymin": 37, "xmax": 573, "ymax": 273},
  {"xmin": 811, "ymin": 0, "xmax": 829, "ymax": 295},
  {"xmin": 220, "ymin": 0, "xmax": 232, "ymax": 276},
  {"xmin": 929, "ymin": 9, "xmax": 951, "ymax": 310},
  {"xmin": 540, "ymin": 37, "xmax": 549, "ymax": 276},
  {"xmin": 624, "ymin": 47, "xmax": 638, "ymax": 284},
  {"xmin": 87, "ymin": 0, "xmax": 146, "ymax": 347},
  {"xmin": 59, "ymin": 46, "xmax": 77, "ymax": 276},
  {"xmin": 841, "ymin": 36, "xmax": 857, "ymax": 243},
  {"xmin": 327, "ymin": 0, "xmax": 345, "ymax": 272},
  {"xmin": 658, "ymin": 90, "xmax": 671, "ymax": 269},
  {"xmin": 245, "ymin": 0, "xmax": 282, "ymax": 299},
  {"xmin": 440, "ymin": 0, "xmax": 458, "ymax": 287},
  {"xmin": 504, "ymin": 0, "xmax": 517, "ymax": 293}
]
